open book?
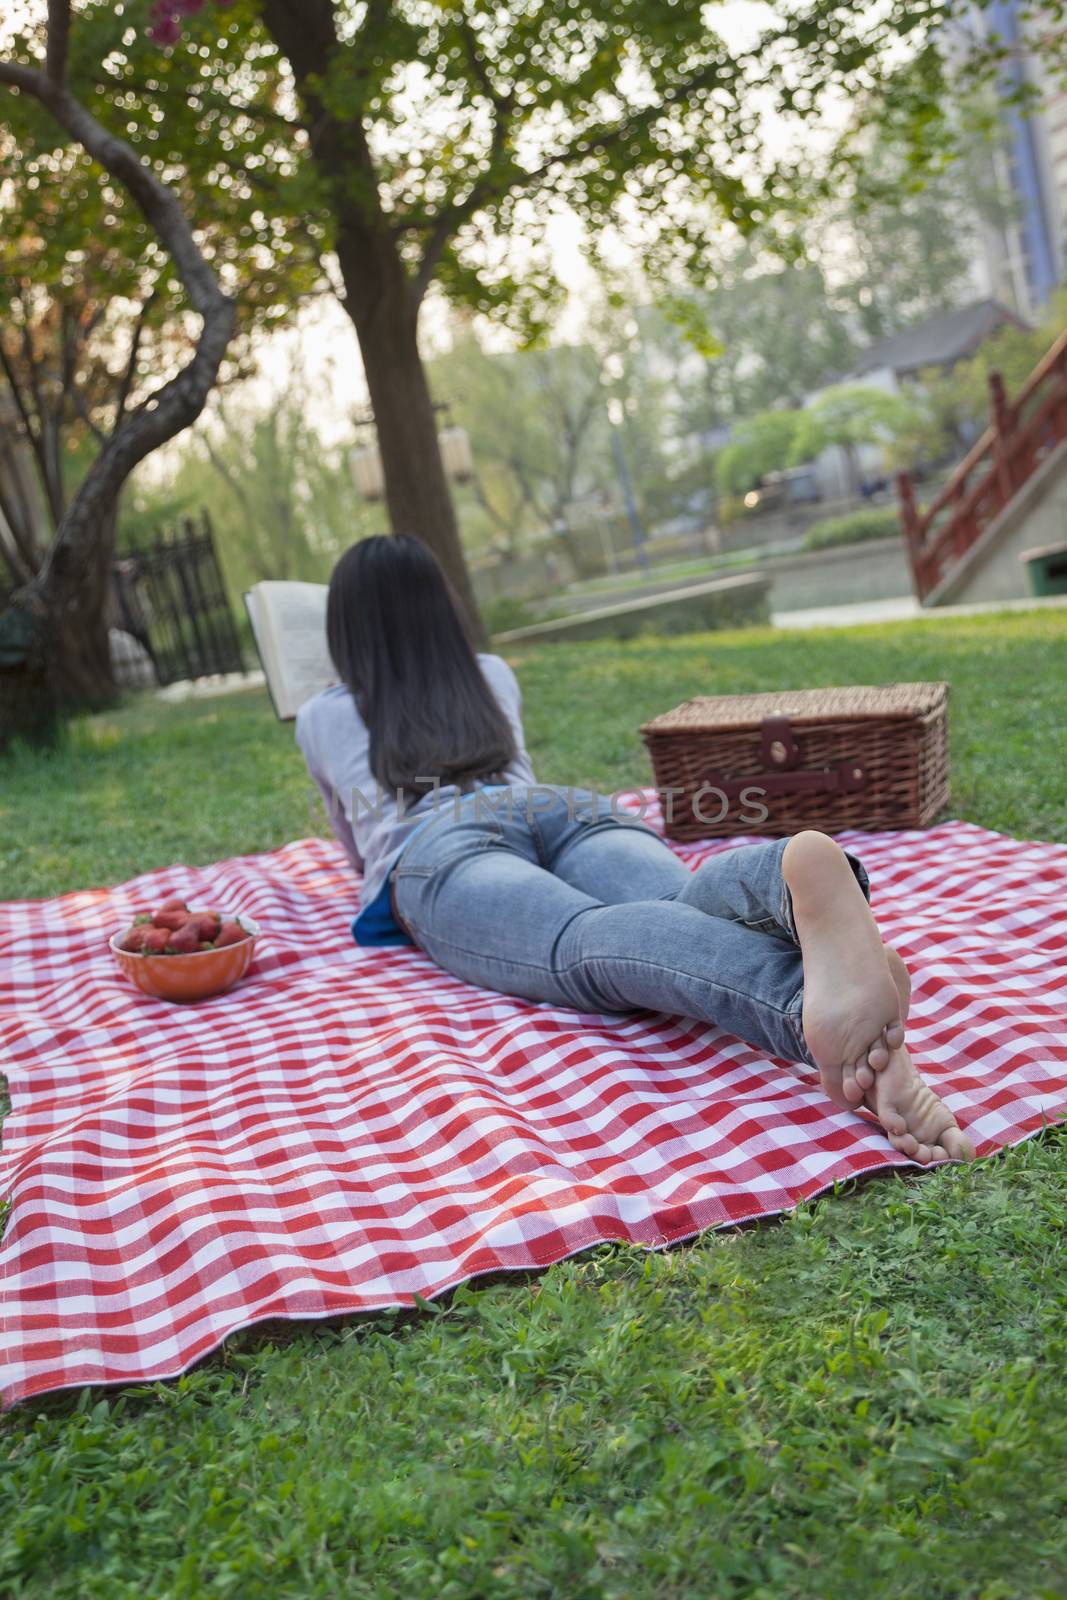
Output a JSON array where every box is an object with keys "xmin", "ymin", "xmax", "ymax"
[{"xmin": 244, "ymin": 581, "xmax": 336, "ymax": 720}]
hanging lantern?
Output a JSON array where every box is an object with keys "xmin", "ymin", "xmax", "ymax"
[
  {"xmin": 350, "ymin": 443, "xmax": 385, "ymax": 501},
  {"xmin": 439, "ymin": 424, "xmax": 473, "ymax": 485}
]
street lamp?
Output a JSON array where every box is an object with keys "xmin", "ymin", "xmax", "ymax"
[
  {"xmin": 350, "ymin": 442, "xmax": 385, "ymax": 501},
  {"xmin": 602, "ymin": 373, "xmax": 648, "ymax": 575},
  {"xmin": 349, "ymin": 403, "xmax": 473, "ymax": 503},
  {"xmin": 438, "ymin": 424, "xmax": 473, "ymax": 485}
]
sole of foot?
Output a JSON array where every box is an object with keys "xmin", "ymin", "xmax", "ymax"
[
  {"xmin": 865, "ymin": 1044, "xmax": 977, "ymax": 1165},
  {"xmin": 784, "ymin": 830, "xmax": 907, "ymax": 1112}
]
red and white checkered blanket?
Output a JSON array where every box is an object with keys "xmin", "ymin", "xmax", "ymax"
[{"xmin": 2, "ymin": 813, "xmax": 1065, "ymax": 1406}]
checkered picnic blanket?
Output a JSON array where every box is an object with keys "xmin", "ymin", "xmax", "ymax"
[{"xmin": 2, "ymin": 810, "xmax": 1065, "ymax": 1406}]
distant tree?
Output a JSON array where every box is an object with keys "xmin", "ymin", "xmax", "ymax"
[
  {"xmin": 432, "ymin": 329, "xmax": 610, "ymax": 557},
  {"xmin": 433, "ymin": 301, "xmax": 677, "ymax": 560},
  {"xmin": 789, "ymin": 385, "xmax": 922, "ymax": 493},
  {"xmin": 826, "ymin": 81, "xmax": 1027, "ymax": 343},
  {"xmin": 127, "ymin": 375, "xmax": 379, "ymax": 598},
  {"xmin": 657, "ymin": 254, "xmax": 858, "ymax": 432},
  {"xmin": 714, "ymin": 410, "xmax": 801, "ymax": 497},
  {"xmin": 200, "ymin": 384, "xmax": 380, "ymax": 590},
  {"xmin": 829, "ymin": 165, "xmax": 977, "ymax": 343}
]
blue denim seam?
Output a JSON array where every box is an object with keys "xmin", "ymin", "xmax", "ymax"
[
  {"xmin": 551, "ymin": 813, "xmax": 660, "ymax": 878},
  {"xmin": 527, "ymin": 804, "xmax": 549, "ymax": 862},
  {"xmin": 393, "ymin": 800, "xmax": 505, "ymax": 869},
  {"xmin": 394, "ymin": 833, "xmax": 503, "ymax": 881},
  {"xmin": 778, "ymin": 885, "xmax": 800, "ymax": 941},
  {"xmin": 786, "ymin": 986, "xmax": 813, "ymax": 1065},
  {"xmin": 661, "ymin": 891, "xmax": 790, "ymax": 940}
]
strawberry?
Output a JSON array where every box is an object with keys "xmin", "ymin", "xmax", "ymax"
[
  {"xmin": 166, "ymin": 920, "xmax": 202, "ymax": 954},
  {"xmin": 141, "ymin": 927, "xmax": 171, "ymax": 954},
  {"xmin": 153, "ymin": 907, "xmax": 192, "ymax": 931},
  {"xmin": 118, "ymin": 924, "xmax": 149, "ymax": 953},
  {"xmin": 156, "ymin": 897, "xmax": 188, "ymax": 914},
  {"xmin": 214, "ymin": 919, "xmax": 247, "ymax": 948},
  {"xmin": 193, "ymin": 910, "xmax": 221, "ymax": 942}
]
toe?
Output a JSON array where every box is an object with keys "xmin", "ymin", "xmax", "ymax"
[
  {"xmin": 889, "ymin": 1130, "xmax": 919, "ymax": 1158},
  {"xmin": 841, "ymin": 1061, "xmax": 864, "ymax": 1106},
  {"xmin": 867, "ymin": 1038, "xmax": 890, "ymax": 1072},
  {"xmin": 940, "ymin": 1125, "xmax": 977, "ymax": 1163},
  {"xmin": 885, "ymin": 1020, "xmax": 906, "ymax": 1050},
  {"xmin": 879, "ymin": 1103, "xmax": 908, "ymax": 1138},
  {"xmin": 855, "ymin": 1059, "xmax": 875, "ymax": 1091}
]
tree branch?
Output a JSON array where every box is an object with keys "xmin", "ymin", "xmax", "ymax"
[
  {"xmin": 0, "ymin": 60, "xmax": 46, "ymax": 94},
  {"xmin": 0, "ymin": 448, "xmax": 47, "ymax": 583},
  {"xmin": 0, "ymin": 526, "xmax": 37, "ymax": 590},
  {"xmin": 258, "ymin": 0, "xmax": 341, "ymax": 98},
  {"xmin": 0, "ymin": 29, "xmax": 235, "ymax": 613},
  {"xmin": 409, "ymin": 115, "xmax": 507, "ymax": 304},
  {"xmin": 202, "ymin": 414, "xmax": 255, "ymax": 525},
  {"xmin": 70, "ymin": 383, "xmax": 107, "ymax": 445},
  {"xmin": 0, "ymin": 61, "xmax": 229, "ymax": 335},
  {"xmin": 454, "ymin": 5, "xmax": 513, "ymax": 117},
  {"xmin": 409, "ymin": 5, "xmax": 514, "ymax": 305},
  {"xmin": 259, "ymin": 0, "xmax": 385, "ymax": 229},
  {"xmin": 409, "ymin": 54, "xmax": 729, "ymax": 279},
  {"xmin": 470, "ymin": 465, "xmax": 528, "ymax": 543},
  {"xmin": 45, "ymin": 0, "xmax": 70, "ymax": 86},
  {"xmin": 112, "ymin": 287, "xmax": 157, "ymax": 433},
  {"xmin": 0, "ymin": 335, "xmax": 40, "ymax": 453}
]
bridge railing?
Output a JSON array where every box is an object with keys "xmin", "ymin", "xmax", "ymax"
[{"xmin": 897, "ymin": 326, "xmax": 1067, "ymax": 602}]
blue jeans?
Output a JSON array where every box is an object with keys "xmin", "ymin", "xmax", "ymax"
[{"xmin": 392, "ymin": 786, "xmax": 871, "ymax": 1067}]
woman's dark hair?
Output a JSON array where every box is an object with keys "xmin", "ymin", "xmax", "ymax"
[{"xmin": 326, "ymin": 534, "xmax": 517, "ymax": 798}]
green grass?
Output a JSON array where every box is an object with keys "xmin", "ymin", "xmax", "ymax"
[
  {"xmin": 2, "ymin": 609, "xmax": 1066, "ymax": 1599},
  {"xmin": 0, "ymin": 691, "xmax": 317, "ymax": 901}
]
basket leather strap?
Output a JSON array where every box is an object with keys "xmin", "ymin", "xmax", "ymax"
[
  {"xmin": 760, "ymin": 715, "xmax": 801, "ymax": 769},
  {"xmin": 701, "ymin": 715, "xmax": 869, "ymax": 799}
]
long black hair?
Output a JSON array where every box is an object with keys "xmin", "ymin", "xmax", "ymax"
[{"xmin": 326, "ymin": 534, "xmax": 517, "ymax": 798}]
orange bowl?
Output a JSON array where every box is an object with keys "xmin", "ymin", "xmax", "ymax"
[{"xmin": 110, "ymin": 914, "xmax": 260, "ymax": 1003}]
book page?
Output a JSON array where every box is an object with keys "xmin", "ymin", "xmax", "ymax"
[{"xmin": 246, "ymin": 581, "xmax": 334, "ymax": 719}]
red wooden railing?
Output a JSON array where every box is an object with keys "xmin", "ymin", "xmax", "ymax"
[{"xmin": 897, "ymin": 326, "xmax": 1067, "ymax": 601}]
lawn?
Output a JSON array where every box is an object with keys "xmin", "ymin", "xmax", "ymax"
[{"xmin": 1, "ymin": 610, "xmax": 1066, "ymax": 1599}]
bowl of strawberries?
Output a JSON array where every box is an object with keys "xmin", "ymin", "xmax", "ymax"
[{"xmin": 110, "ymin": 897, "xmax": 259, "ymax": 1003}]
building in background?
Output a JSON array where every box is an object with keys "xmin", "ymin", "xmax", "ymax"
[
  {"xmin": 846, "ymin": 299, "xmax": 1028, "ymax": 385},
  {"xmin": 954, "ymin": 2, "xmax": 1067, "ymax": 318}
]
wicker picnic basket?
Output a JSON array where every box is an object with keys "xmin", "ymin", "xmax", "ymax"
[{"xmin": 640, "ymin": 682, "xmax": 950, "ymax": 841}]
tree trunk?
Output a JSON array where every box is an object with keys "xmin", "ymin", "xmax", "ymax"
[
  {"xmin": 255, "ymin": 0, "xmax": 484, "ymax": 640},
  {"xmin": 46, "ymin": 498, "xmax": 117, "ymax": 709},
  {"xmin": 335, "ymin": 233, "xmax": 483, "ymax": 641},
  {"xmin": 839, "ymin": 441, "xmax": 859, "ymax": 499}
]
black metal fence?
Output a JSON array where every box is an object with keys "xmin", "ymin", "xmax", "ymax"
[{"xmin": 114, "ymin": 511, "xmax": 244, "ymax": 687}]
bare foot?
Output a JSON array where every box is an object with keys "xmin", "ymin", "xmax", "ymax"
[
  {"xmin": 865, "ymin": 1043, "xmax": 976, "ymax": 1165},
  {"xmin": 783, "ymin": 830, "xmax": 906, "ymax": 1112}
]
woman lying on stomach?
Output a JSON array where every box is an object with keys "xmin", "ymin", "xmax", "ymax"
[{"xmin": 296, "ymin": 534, "xmax": 975, "ymax": 1166}]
